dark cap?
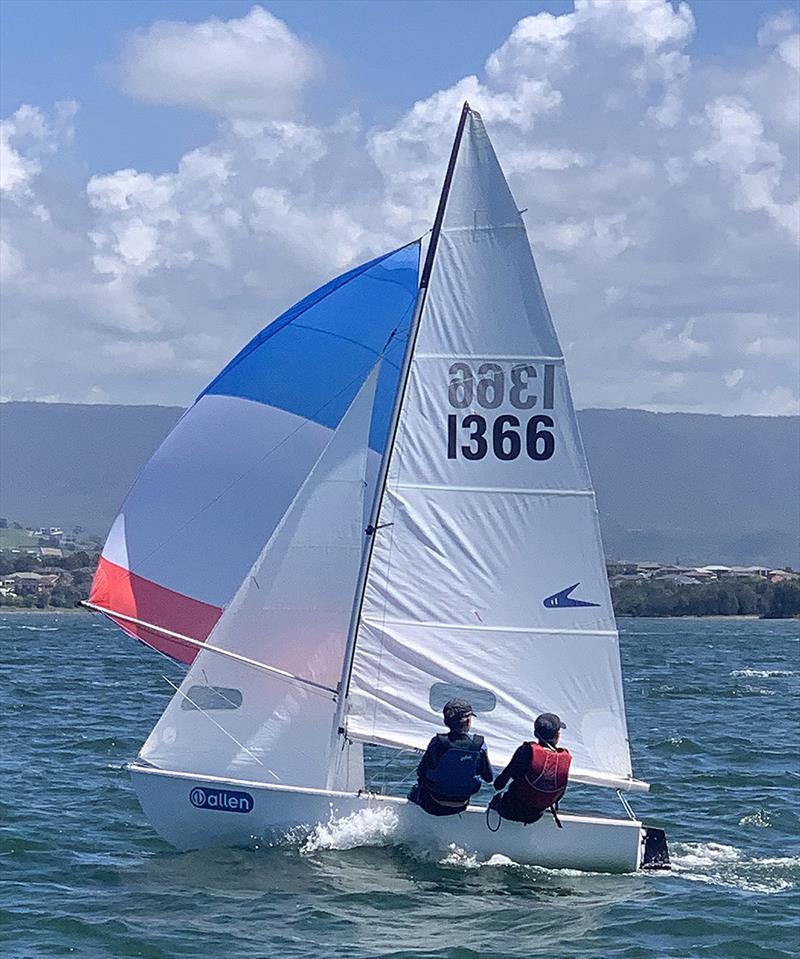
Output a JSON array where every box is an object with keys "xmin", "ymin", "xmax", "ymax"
[
  {"xmin": 534, "ymin": 712, "xmax": 566, "ymax": 743},
  {"xmin": 443, "ymin": 698, "xmax": 474, "ymax": 728}
]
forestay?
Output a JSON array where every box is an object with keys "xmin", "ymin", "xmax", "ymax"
[
  {"xmin": 89, "ymin": 244, "xmax": 420, "ymax": 663},
  {"xmin": 138, "ymin": 366, "xmax": 381, "ymax": 789},
  {"xmin": 345, "ymin": 111, "xmax": 638, "ymax": 791}
]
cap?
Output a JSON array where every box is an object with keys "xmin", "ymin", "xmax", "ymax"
[
  {"xmin": 534, "ymin": 712, "xmax": 566, "ymax": 743},
  {"xmin": 442, "ymin": 698, "xmax": 474, "ymax": 727}
]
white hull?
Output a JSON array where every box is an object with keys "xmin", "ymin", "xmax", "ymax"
[{"xmin": 130, "ymin": 762, "xmax": 652, "ymax": 873}]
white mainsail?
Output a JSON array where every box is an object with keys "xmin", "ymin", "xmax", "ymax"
[
  {"xmin": 345, "ymin": 110, "xmax": 642, "ymax": 792},
  {"xmin": 139, "ymin": 366, "xmax": 381, "ymax": 790}
]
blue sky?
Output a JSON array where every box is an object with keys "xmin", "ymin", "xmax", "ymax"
[
  {"xmin": 1, "ymin": 1, "xmax": 798, "ymax": 414},
  {"xmin": 1, "ymin": 0, "xmax": 793, "ymax": 172}
]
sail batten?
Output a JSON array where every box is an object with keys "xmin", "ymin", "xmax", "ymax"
[{"xmin": 361, "ymin": 618, "xmax": 618, "ymax": 637}]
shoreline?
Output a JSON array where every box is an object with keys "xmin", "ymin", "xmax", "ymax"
[
  {"xmin": 0, "ymin": 607, "xmax": 90, "ymax": 615},
  {"xmin": 1, "ymin": 609, "xmax": 794, "ymax": 620}
]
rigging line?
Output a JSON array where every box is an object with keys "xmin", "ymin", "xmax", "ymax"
[
  {"xmin": 376, "ymin": 747, "xmax": 415, "ymax": 795},
  {"xmin": 82, "ymin": 602, "xmax": 337, "ymax": 697},
  {"xmin": 160, "ymin": 675, "xmax": 279, "ymax": 781}
]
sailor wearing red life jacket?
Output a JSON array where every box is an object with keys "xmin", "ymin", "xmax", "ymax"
[{"xmin": 490, "ymin": 713, "xmax": 571, "ymax": 826}]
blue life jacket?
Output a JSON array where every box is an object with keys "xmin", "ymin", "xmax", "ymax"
[{"xmin": 425, "ymin": 733, "xmax": 485, "ymax": 799}]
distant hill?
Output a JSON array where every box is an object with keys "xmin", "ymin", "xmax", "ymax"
[
  {"xmin": 1, "ymin": 402, "xmax": 797, "ymax": 567},
  {"xmin": 0, "ymin": 403, "xmax": 183, "ymax": 538}
]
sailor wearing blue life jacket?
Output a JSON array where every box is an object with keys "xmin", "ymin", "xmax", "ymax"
[
  {"xmin": 407, "ymin": 698, "xmax": 494, "ymax": 816},
  {"xmin": 490, "ymin": 712, "xmax": 572, "ymax": 827}
]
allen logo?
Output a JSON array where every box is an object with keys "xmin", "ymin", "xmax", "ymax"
[{"xmin": 189, "ymin": 786, "xmax": 254, "ymax": 814}]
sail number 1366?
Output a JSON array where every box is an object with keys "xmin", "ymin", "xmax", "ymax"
[{"xmin": 446, "ymin": 361, "xmax": 556, "ymax": 462}]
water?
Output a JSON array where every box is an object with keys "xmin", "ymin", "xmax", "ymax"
[{"xmin": 2, "ymin": 614, "xmax": 798, "ymax": 958}]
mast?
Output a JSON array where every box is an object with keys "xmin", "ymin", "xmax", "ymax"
[{"xmin": 327, "ymin": 103, "xmax": 471, "ymax": 777}]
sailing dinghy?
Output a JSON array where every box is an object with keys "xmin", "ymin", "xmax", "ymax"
[{"xmin": 87, "ymin": 104, "xmax": 669, "ymax": 873}]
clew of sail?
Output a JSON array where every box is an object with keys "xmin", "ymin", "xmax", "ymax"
[
  {"xmin": 138, "ymin": 364, "xmax": 382, "ymax": 789},
  {"xmin": 88, "ymin": 243, "xmax": 420, "ymax": 663},
  {"xmin": 344, "ymin": 110, "xmax": 644, "ymax": 792}
]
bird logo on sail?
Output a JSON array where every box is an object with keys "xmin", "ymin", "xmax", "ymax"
[{"xmin": 543, "ymin": 583, "xmax": 600, "ymax": 608}]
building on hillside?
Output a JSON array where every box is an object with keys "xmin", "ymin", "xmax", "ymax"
[
  {"xmin": 608, "ymin": 572, "xmax": 649, "ymax": 587},
  {"xmin": 38, "ymin": 547, "xmax": 63, "ymax": 560},
  {"xmin": 634, "ymin": 562, "xmax": 663, "ymax": 575},
  {"xmin": 768, "ymin": 569, "xmax": 799, "ymax": 582},
  {"xmin": 0, "ymin": 572, "xmax": 60, "ymax": 594},
  {"xmin": 687, "ymin": 568, "xmax": 718, "ymax": 580},
  {"xmin": 695, "ymin": 565, "xmax": 731, "ymax": 578}
]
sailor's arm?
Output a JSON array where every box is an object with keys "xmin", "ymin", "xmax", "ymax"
[
  {"xmin": 478, "ymin": 743, "xmax": 494, "ymax": 782},
  {"xmin": 416, "ymin": 736, "xmax": 440, "ymax": 781},
  {"xmin": 493, "ymin": 744, "xmax": 530, "ymax": 790}
]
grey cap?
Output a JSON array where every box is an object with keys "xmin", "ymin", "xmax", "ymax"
[
  {"xmin": 443, "ymin": 698, "xmax": 474, "ymax": 727},
  {"xmin": 534, "ymin": 712, "xmax": 566, "ymax": 743}
]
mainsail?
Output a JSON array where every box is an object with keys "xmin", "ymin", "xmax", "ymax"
[
  {"xmin": 343, "ymin": 109, "xmax": 641, "ymax": 792},
  {"xmin": 89, "ymin": 244, "xmax": 420, "ymax": 662}
]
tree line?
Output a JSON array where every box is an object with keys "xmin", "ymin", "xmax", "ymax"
[
  {"xmin": 611, "ymin": 576, "xmax": 800, "ymax": 618},
  {"xmin": 2, "ymin": 551, "xmax": 799, "ymax": 618}
]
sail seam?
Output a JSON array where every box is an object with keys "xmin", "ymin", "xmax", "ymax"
[
  {"xmin": 414, "ymin": 353, "xmax": 565, "ymax": 362},
  {"xmin": 392, "ymin": 484, "xmax": 594, "ymax": 496},
  {"xmin": 360, "ymin": 617, "xmax": 616, "ymax": 636},
  {"xmin": 442, "ymin": 224, "xmax": 525, "ymax": 233}
]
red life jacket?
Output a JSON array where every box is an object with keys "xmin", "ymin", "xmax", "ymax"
[{"xmin": 508, "ymin": 742, "xmax": 571, "ymax": 812}]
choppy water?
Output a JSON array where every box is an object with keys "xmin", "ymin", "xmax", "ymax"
[{"xmin": 2, "ymin": 614, "xmax": 798, "ymax": 958}]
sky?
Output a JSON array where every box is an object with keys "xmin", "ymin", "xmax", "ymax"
[{"xmin": 1, "ymin": 0, "xmax": 798, "ymax": 414}]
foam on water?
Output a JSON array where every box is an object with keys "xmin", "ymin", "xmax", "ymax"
[
  {"xmin": 301, "ymin": 805, "xmax": 400, "ymax": 853},
  {"xmin": 670, "ymin": 842, "xmax": 798, "ymax": 894},
  {"xmin": 730, "ymin": 668, "xmax": 796, "ymax": 678},
  {"xmin": 738, "ymin": 810, "xmax": 772, "ymax": 828},
  {"xmin": 439, "ymin": 844, "xmax": 518, "ymax": 870}
]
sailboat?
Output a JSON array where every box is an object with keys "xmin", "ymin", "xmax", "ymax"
[{"xmin": 87, "ymin": 104, "xmax": 669, "ymax": 873}]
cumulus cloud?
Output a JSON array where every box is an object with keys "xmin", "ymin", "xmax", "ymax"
[
  {"xmin": 119, "ymin": 5, "xmax": 320, "ymax": 118},
  {"xmin": 1, "ymin": 1, "xmax": 798, "ymax": 414}
]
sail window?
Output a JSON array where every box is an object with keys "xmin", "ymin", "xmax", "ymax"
[
  {"xmin": 429, "ymin": 683, "xmax": 497, "ymax": 714},
  {"xmin": 180, "ymin": 686, "xmax": 243, "ymax": 711}
]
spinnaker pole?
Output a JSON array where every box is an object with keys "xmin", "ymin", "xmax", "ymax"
[{"xmin": 327, "ymin": 103, "xmax": 472, "ymax": 783}]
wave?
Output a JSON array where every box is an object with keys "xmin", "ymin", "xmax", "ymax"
[
  {"xmin": 438, "ymin": 845, "xmax": 519, "ymax": 870},
  {"xmin": 738, "ymin": 810, "xmax": 771, "ymax": 828},
  {"xmin": 15, "ymin": 624, "xmax": 59, "ymax": 632},
  {"xmin": 300, "ymin": 806, "xmax": 400, "ymax": 853},
  {"xmin": 730, "ymin": 669, "xmax": 796, "ymax": 678},
  {"xmin": 670, "ymin": 841, "xmax": 798, "ymax": 894}
]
